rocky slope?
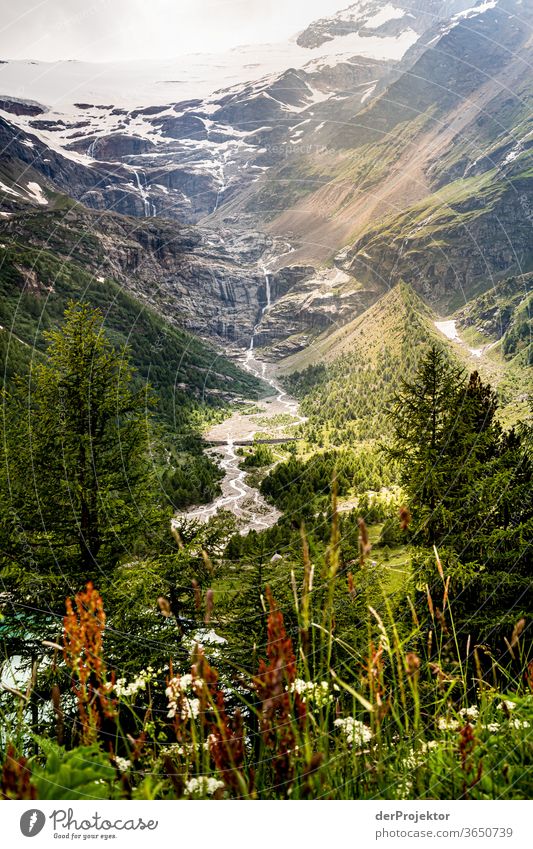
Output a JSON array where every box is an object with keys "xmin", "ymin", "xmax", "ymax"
[{"xmin": 296, "ymin": 0, "xmax": 469, "ymax": 49}]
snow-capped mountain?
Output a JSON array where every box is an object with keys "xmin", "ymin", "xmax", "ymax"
[
  {"xmin": 0, "ymin": 0, "xmax": 530, "ymax": 360},
  {"xmin": 296, "ymin": 0, "xmax": 474, "ymax": 47},
  {"xmin": 0, "ymin": 0, "xmax": 480, "ymax": 223}
]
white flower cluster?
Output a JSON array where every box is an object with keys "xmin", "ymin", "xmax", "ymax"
[
  {"xmin": 114, "ymin": 666, "xmax": 159, "ymax": 698},
  {"xmin": 459, "ymin": 705, "xmax": 479, "ymax": 721},
  {"xmin": 334, "ymin": 717, "xmax": 373, "ymax": 746},
  {"xmin": 160, "ymin": 738, "xmax": 213, "ymax": 758},
  {"xmin": 497, "ymin": 699, "xmax": 517, "ymax": 711},
  {"xmin": 398, "ymin": 743, "xmax": 437, "ymax": 797},
  {"xmin": 185, "ymin": 776, "xmax": 225, "ymax": 797},
  {"xmin": 114, "ymin": 756, "xmax": 131, "ymax": 773},
  {"xmin": 288, "ymin": 679, "xmax": 331, "ymax": 706},
  {"xmin": 437, "ymin": 717, "xmax": 460, "ymax": 731},
  {"xmin": 165, "ymin": 674, "xmax": 204, "ymax": 720},
  {"xmin": 510, "ymin": 718, "xmax": 530, "ymax": 730}
]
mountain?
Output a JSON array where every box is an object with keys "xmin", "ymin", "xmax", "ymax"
[
  {"xmin": 0, "ymin": 0, "xmax": 530, "ymax": 414},
  {"xmin": 0, "ymin": 226, "xmax": 264, "ymax": 414},
  {"xmin": 0, "ymin": 0, "xmax": 476, "ymax": 227}
]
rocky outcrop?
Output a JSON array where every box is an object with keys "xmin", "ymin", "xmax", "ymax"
[
  {"xmin": 0, "ymin": 96, "xmax": 45, "ymax": 116},
  {"xmin": 296, "ymin": 0, "xmax": 471, "ymax": 49},
  {"xmin": 252, "ymin": 265, "xmax": 378, "ymax": 351},
  {"xmin": 0, "ymin": 205, "xmax": 287, "ymax": 344},
  {"xmin": 339, "ymin": 171, "xmax": 533, "ymax": 312}
]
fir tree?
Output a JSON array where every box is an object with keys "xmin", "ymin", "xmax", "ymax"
[
  {"xmin": 387, "ymin": 345, "xmax": 464, "ymax": 544},
  {"xmin": 0, "ymin": 302, "xmax": 161, "ymax": 606}
]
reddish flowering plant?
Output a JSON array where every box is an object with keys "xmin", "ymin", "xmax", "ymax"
[
  {"xmin": 254, "ymin": 587, "xmax": 306, "ymax": 792},
  {"xmin": 0, "ymin": 746, "xmax": 36, "ymax": 800},
  {"xmin": 526, "ymin": 660, "xmax": 533, "ymax": 693},
  {"xmin": 458, "ymin": 722, "xmax": 482, "ymax": 799},
  {"xmin": 194, "ymin": 647, "xmax": 250, "ymax": 795},
  {"xmin": 63, "ymin": 582, "xmax": 116, "ymax": 744}
]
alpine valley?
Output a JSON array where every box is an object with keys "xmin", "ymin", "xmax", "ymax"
[{"xmin": 0, "ymin": 0, "xmax": 532, "ymax": 804}]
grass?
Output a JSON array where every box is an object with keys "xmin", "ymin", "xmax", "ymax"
[{"xmin": 2, "ymin": 534, "xmax": 531, "ymax": 801}]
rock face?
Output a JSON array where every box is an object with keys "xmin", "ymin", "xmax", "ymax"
[
  {"xmin": 0, "ymin": 204, "xmax": 294, "ymax": 345},
  {"xmin": 455, "ymin": 273, "xmax": 533, "ymax": 360},
  {"xmin": 0, "ymin": 96, "xmax": 45, "ymax": 116},
  {"xmin": 296, "ymin": 0, "xmax": 471, "ymax": 49},
  {"xmin": 253, "ymin": 266, "xmax": 379, "ymax": 351}
]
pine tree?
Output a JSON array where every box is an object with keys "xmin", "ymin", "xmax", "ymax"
[
  {"xmin": 1, "ymin": 302, "xmax": 161, "ymax": 604},
  {"xmin": 387, "ymin": 345, "xmax": 464, "ymax": 544},
  {"xmin": 389, "ymin": 348, "xmax": 533, "ymax": 643}
]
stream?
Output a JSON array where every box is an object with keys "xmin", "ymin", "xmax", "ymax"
[{"xmin": 175, "ymin": 262, "xmax": 305, "ymax": 534}]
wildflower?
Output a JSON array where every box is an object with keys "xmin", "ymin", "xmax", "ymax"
[
  {"xmin": 165, "ymin": 674, "xmax": 200, "ymax": 720},
  {"xmin": 288, "ymin": 679, "xmax": 331, "ymax": 706},
  {"xmin": 437, "ymin": 717, "xmax": 460, "ymax": 732},
  {"xmin": 484, "ymin": 722, "xmax": 500, "ymax": 733},
  {"xmin": 357, "ymin": 516, "xmax": 371, "ymax": 568},
  {"xmin": 397, "ymin": 778, "xmax": 413, "ymax": 799},
  {"xmin": 114, "ymin": 668, "xmax": 155, "ymax": 698},
  {"xmin": 458, "ymin": 721, "xmax": 482, "ymax": 799},
  {"xmin": 405, "ymin": 652, "xmax": 420, "ymax": 678},
  {"xmin": 0, "ymin": 746, "xmax": 36, "ymax": 800},
  {"xmin": 510, "ymin": 618, "xmax": 526, "ymax": 648},
  {"xmin": 334, "ymin": 717, "xmax": 373, "ymax": 747},
  {"xmin": 497, "ymin": 699, "xmax": 517, "ymax": 711},
  {"xmin": 63, "ymin": 582, "xmax": 116, "ymax": 744},
  {"xmin": 509, "ymin": 719, "xmax": 530, "ymax": 730},
  {"xmin": 114, "ymin": 756, "xmax": 131, "ymax": 773},
  {"xmin": 157, "ymin": 596, "xmax": 172, "ymax": 617},
  {"xmin": 192, "ymin": 579, "xmax": 201, "ymax": 611},
  {"xmin": 184, "ymin": 776, "xmax": 225, "ymax": 797},
  {"xmin": 434, "ymin": 545, "xmax": 444, "ymax": 579},
  {"xmin": 459, "ymin": 706, "xmax": 479, "ymax": 721},
  {"xmin": 205, "ymin": 589, "xmax": 214, "ymax": 624},
  {"xmin": 254, "ymin": 587, "xmax": 305, "ymax": 791},
  {"xmin": 399, "ymin": 505, "xmax": 411, "ymax": 530}
]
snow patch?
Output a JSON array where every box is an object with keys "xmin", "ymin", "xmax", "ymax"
[
  {"xmin": 435, "ymin": 319, "xmax": 459, "ymax": 341},
  {"xmin": 361, "ymin": 82, "xmax": 377, "ymax": 104},
  {"xmin": 453, "ymin": 0, "xmax": 498, "ymax": 21},
  {"xmin": 0, "ymin": 181, "xmax": 22, "ymax": 199},
  {"xmin": 365, "ymin": 5, "xmax": 406, "ymax": 29},
  {"xmin": 26, "ymin": 181, "xmax": 48, "ymax": 205}
]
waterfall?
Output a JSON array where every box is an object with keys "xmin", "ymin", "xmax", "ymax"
[
  {"xmin": 248, "ymin": 260, "xmax": 272, "ymax": 352},
  {"xmin": 87, "ymin": 138, "xmax": 98, "ymax": 158},
  {"xmin": 133, "ymin": 169, "xmax": 152, "ymax": 218}
]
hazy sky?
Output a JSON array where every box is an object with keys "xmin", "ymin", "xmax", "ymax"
[{"xmin": 0, "ymin": 0, "xmax": 349, "ymax": 62}]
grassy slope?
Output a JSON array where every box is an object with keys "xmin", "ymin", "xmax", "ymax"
[{"xmin": 279, "ymin": 282, "xmax": 530, "ymax": 438}]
